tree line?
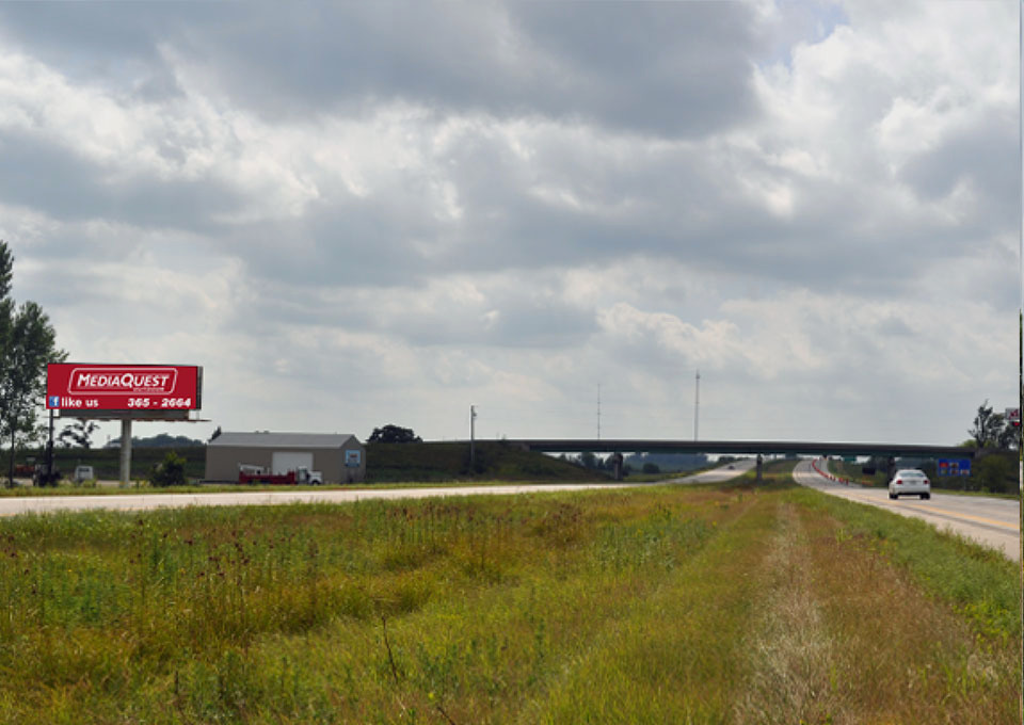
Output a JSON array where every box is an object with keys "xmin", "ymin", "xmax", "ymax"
[
  {"xmin": 965, "ymin": 400, "xmax": 1019, "ymax": 450},
  {"xmin": 0, "ymin": 241, "xmax": 63, "ymax": 483}
]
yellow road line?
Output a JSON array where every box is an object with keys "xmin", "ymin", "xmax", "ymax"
[
  {"xmin": 795, "ymin": 468, "xmax": 1018, "ymax": 533},
  {"xmin": 839, "ymin": 491, "xmax": 1018, "ymax": 531}
]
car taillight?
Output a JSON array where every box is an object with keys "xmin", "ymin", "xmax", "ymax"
[
  {"xmin": 923, "ymin": 479, "xmax": 929, "ymax": 486},
  {"xmin": 895, "ymin": 479, "xmax": 902, "ymax": 485}
]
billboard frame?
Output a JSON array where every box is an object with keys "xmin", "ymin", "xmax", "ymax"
[
  {"xmin": 46, "ymin": 363, "xmax": 203, "ymax": 413},
  {"xmin": 45, "ymin": 363, "xmax": 204, "ymax": 485}
]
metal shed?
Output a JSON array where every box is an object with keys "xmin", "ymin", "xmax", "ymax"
[{"xmin": 205, "ymin": 432, "xmax": 366, "ymax": 484}]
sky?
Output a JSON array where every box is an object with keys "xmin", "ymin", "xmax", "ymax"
[{"xmin": 0, "ymin": 0, "xmax": 1018, "ymax": 448}]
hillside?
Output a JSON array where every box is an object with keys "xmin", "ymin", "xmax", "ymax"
[
  {"xmin": 12, "ymin": 441, "xmax": 604, "ymax": 484},
  {"xmin": 23, "ymin": 446, "xmax": 206, "ymax": 481},
  {"xmin": 366, "ymin": 441, "xmax": 608, "ymax": 482}
]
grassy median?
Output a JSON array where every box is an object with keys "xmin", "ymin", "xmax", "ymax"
[{"xmin": 0, "ymin": 465, "xmax": 1017, "ymax": 723}]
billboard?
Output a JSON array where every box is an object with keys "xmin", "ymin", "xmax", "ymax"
[{"xmin": 47, "ymin": 364, "xmax": 202, "ymax": 412}]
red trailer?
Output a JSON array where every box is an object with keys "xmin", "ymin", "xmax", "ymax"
[
  {"xmin": 238, "ymin": 469, "xmax": 298, "ymax": 485},
  {"xmin": 237, "ymin": 464, "xmax": 322, "ymax": 485}
]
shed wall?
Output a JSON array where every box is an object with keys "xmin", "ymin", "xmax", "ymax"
[{"xmin": 204, "ymin": 442, "xmax": 365, "ymax": 484}]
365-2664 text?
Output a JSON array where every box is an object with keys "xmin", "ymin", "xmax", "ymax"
[{"xmin": 126, "ymin": 398, "xmax": 192, "ymax": 409}]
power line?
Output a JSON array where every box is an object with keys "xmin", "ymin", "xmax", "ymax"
[{"xmin": 694, "ymin": 370, "xmax": 700, "ymax": 441}]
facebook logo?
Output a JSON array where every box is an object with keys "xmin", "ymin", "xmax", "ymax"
[{"xmin": 48, "ymin": 396, "xmax": 60, "ymax": 408}]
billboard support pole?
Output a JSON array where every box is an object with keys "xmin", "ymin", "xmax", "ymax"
[
  {"xmin": 119, "ymin": 418, "xmax": 132, "ymax": 486},
  {"xmin": 45, "ymin": 409, "xmax": 53, "ymax": 483}
]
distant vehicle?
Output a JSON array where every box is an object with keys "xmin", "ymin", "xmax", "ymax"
[
  {"xmin": 888, "ymin": 469, "xmax": 930, "ymax": 500},
  {"xmin": 13, "ymin": 463, "xmax": 35, "ymax": 477},
  {"xmin": 73, "ymin": 465, "xmax": 94, "ymax": 483}
]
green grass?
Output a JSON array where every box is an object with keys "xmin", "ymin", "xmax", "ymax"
[
  {"xmin": 365, "ymin": 441, "xmax": 606, "ymax": 483},
  {"xmin": 790, "ymin": 485, "xmax": 1019, "ymax": 642},
  {"xmin": 0, "ymin": 478, "xmax": 616, "ymax": 498},
  {"xmin": 6, "ymin": 441, "xmax": 606, "ymax": 489},
  {"xmin": 7, "ymin": 445, "xmax": 206, "ymax": 482},
  {"xmin": 0, "ymin": 471, "xmax": 1016, "ymax": 723}
]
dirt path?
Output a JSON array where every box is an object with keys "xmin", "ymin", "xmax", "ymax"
[
  {"xmin": 734, "ymin": 495, "xmax": 1019, "ymax": 724},
  {"xmin": 734, "ymin": 502, "xmax": 841, "ymax": 723}
]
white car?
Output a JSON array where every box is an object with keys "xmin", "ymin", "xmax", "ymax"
[{"xmin": 888, "ymin": 469, "xmax": 930, "ymax": 500}]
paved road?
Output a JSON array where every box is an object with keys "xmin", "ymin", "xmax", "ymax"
[
  {"xmin": 794, "ymin": 459, "xmax": 1020, "ymax": 561},
  {"xmin": 0, "ymin": 482, "xmax": 654, "ymax": 517},
  {"xmin": 667, "ymin": 459, "xmax": 757, "ymax": 483},
  {"xmin": 0, "ymin": 461, "xmax": 757, "ymax": 517}
]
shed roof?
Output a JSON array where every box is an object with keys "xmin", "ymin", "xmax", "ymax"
[{"xmin": 209, "ymin": 432, "xmax": 360, "ymax": 449}]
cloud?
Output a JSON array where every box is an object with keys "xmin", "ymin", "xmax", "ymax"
[{"xmin": 0, "ymin": 1, "xmax": 1015, "ymax": 447}]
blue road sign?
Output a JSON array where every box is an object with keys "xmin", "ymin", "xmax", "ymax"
[{"xmin": 937, "ymin": 458, "xmax": 971, "ymax": 476}]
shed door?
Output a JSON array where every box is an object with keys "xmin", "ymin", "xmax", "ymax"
[{"xmin": 272, "ymin": 451, "xmax": 314, "ymax": 474}]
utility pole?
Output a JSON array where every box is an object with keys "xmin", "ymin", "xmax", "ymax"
[
  {"xmin": 694, "ymin": 370, "xmax": 700, "ymax": 441},
  {"xmin": 470, "ymin": 405, "xmax": 477, "ymax": 470},
  {"xmin": 1018, "ymin": 5, "xmax": 1023, "ymax": 718}
]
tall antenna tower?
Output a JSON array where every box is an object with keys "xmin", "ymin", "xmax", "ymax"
[
  {"xmin": 694, "ymin": 370, "xmax": 700, "ymax": 441},
  {"xmin": 470, "ymin": 405, "xmax": 477, "ymax": 468}
]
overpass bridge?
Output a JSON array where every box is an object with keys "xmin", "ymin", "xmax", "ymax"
[{"xmin": 501, "ymin": 439, "xmax": 979, "ymax": 459}]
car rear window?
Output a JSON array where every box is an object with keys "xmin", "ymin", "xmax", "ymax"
[{"xmin": 899, "ymin": 471, "xmax": 925, "ymax": 478}]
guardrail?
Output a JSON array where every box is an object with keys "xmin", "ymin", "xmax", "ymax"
[{"xmin": 811, "ymin": 458, "xmax": 852, "ymax": 486}]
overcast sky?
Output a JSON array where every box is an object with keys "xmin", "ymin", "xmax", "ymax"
[{"xmin": 0, "ymin": 1, "xmax": 1018, "ymax": 447}]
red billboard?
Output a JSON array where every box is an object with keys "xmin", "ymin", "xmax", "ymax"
[{"xmin": 47, "ymin": 364, "xmax": 202, "ymax": 411}]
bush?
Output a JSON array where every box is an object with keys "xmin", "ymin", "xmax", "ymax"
[
  {"xmin": 642, "ymin": 463, "xmax": 660, "ymax": 474},
  {"xmin": 974, "ymin": 454, "xmax": 1015, "ymax": 494},
  {"xmin": 368, "ymin": 424, "xmax": 421, "ymax": 444},
  {"xmin": 150, "ymin": 452, "xmax": 187, "ymax": 487}
]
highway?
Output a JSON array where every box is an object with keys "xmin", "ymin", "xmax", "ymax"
[
  {"xmin": 0, "ymin": 462, "xmax": 756, "ymax": 517},
  {"xmin": 667, "ymin": 458, "xmax": 757, "ymax": 483},
  {"xmin": 0, "ymin": 482, "xmax": 649, "ymax": 516},
  {"xmin": 794, "ymin": 459, "xmax": 1020, "ymax": 561},
  {"xmin": 14, "ymin": 460, "xmax": 1011, "ymax": 563}
]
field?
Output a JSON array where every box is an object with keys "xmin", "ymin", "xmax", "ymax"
[
  {"xmin": 0, "ymin": 463, "xmax": 1017, "ymax": 723},
  {"xmin": 363, "ymin": 442, "xmax": 605, "ymax": 483},
  {"xmin": 6, "ymin": 441, "xmax": 603, "ymax": 487}
]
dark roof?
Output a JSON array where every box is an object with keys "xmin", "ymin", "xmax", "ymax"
[{"xmin": 209, "ymin": 432, "xmax": 360, "ymax": 449}]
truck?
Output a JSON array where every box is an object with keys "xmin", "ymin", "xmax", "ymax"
[
  {"xmin": 13, "ymin": 462, "xmax": 35, "ymax": 478},
  {"xmin": 237, "ymin": 464, "xmax": 323, "ymax": 486}
]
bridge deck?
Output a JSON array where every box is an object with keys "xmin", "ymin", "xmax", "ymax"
[{"xmin": 495, "ymin": 439, "xmax": 977, "ymax": 458}]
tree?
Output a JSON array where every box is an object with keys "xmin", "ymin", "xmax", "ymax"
[
  {"xmin": 150, "ymin": 451, "xmax": 187, "ymax": 487},
  {"xmin": 974, "ymin": 454, "xmax": 1014, "ymax": 494},
  {"xmin": 577, "ymin": 451, "xmax": 597, "ymax": 469},
  {"xmin": 58, "ymin": 419, "xmax": 99, "ymax": 449},
  {"xmin": 0, "ymin": 242, "xmax": 65, "ymax": 485},
  {"xmin": 967, "ymin": 400, "xmax": 1005, "ymax": 449},
  {"xmin": 368, "ymin": 424, "xmax": 422, "ymax": 444},
  {"xmin": 996, "ymin": 419, "xmax": 1018, "ymax": 450}
]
